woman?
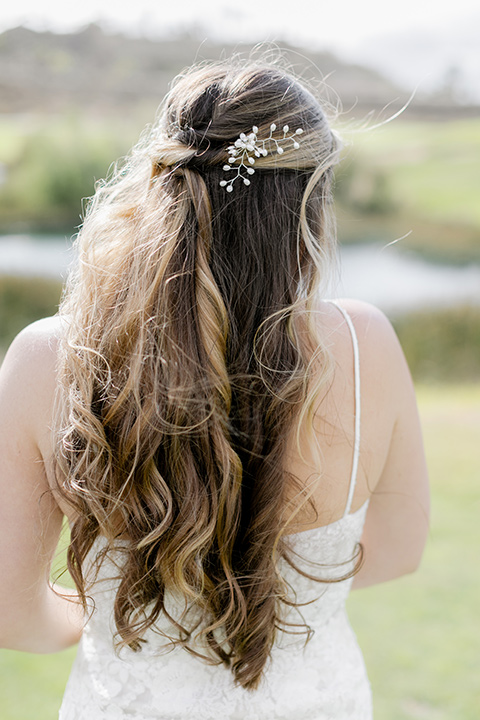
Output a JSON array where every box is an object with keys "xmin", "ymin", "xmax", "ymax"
[{"xmin": 0, "ymin": 60, "xmax": 429, "ymax": 719}]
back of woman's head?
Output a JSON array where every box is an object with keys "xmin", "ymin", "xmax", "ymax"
[{"xmin": 56, "ymin": 59, "xmax": 342, "ymax": 690}]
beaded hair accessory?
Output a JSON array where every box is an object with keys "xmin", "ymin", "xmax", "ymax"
[{"xmin": 220, "ymin": 123, "xmax": 304, "ymax": 192}]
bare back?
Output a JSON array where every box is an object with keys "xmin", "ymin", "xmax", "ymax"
[{"xmin": 284, "ymin": 299, "xmax": 396, "ymax": 533}]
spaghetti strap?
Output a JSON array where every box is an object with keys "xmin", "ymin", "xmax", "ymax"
[{"xmin": 326, "ymin": 300, "xmax": 361, "ymax": 517}]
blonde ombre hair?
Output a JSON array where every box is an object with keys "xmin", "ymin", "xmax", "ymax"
[{"xmin": 55, "ymin": 59, "xmax": 348, "ymax": 689}]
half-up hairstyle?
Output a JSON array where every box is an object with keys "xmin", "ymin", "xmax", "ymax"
[{"xmin": 55, "ymin": 58, "xmax": 343, "ymax": 690}]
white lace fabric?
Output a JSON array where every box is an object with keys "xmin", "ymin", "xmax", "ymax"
[
  {"xmin": 59, "ymin": 304, "xmax": 373, "ymax": 719},
  {"xmin": 60, "ymin": 504, "xmax": 371, "ymax": 720}
]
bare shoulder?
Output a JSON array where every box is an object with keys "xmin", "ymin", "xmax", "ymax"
[
  {"xmin": 0, "ymin": 316, "xmax": 65, "ymax": 444},
  {"xmin": 323, "ymin": 299, "xmax": 413, "ymax": 416},
  {"xmin": 330, "ymin": 298, "xmax": 396, "ymax": 340},
  {"xmin": 6, "ymin": 314, "xmax": 64, "ymax": 350},
  {"xmin": 329, "ymin": 299, "xmax": 406, "ymax": 369},
  {"xmin": 2, "ymin": 315, "xmax": 63, "ymax": 374}
]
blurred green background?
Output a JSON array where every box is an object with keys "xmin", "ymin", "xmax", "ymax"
[{"xmin": 0, "ymin": 21, "xmax": 479, "ymax": 720}]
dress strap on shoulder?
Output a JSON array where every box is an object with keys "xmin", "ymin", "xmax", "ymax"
[{"xmin": 325, "ymin": 300, "xmax": 361, "ymax": 517}]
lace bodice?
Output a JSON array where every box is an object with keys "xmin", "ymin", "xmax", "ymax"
[
  {"xmin": 60, "ymin": 505, "xmax": 371, "ymax": 720},
  {"xmin": 59, "ymin": 303, "xmax": 373, "ymax": 720}
]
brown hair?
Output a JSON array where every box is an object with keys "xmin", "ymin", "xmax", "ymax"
[{"xmin": 55, "ymin": 58, "xmax": 344, "ymax": 689}]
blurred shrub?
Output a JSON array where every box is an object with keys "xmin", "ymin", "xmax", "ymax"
[
  {"xmin": 334, "ymin": 159, "xmax": 399, "ymax": 216},
  {"xmin": 0, "ymin": 115, "xmax": 132, "ymax": 232},
  {"xmin": 0, "ymin": 275, "xmax": 62, "ymax": 350},
  {"xmin": 393, "ymin": 305, "xmax": 480, "ymax": 382}
]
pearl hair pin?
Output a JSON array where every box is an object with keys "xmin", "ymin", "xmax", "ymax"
[{"xmin": 220, "ymin": 124, "xmax": 304, "ymax": 192}]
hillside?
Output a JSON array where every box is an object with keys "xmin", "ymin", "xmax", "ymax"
[{"xmin": 0, "ymin": 24, "xmax": 446, "ymax": 118}]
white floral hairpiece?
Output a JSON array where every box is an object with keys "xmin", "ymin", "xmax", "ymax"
[{"xmin": 219, "ymin": 123, "xmax": 304, "ymax": 192}]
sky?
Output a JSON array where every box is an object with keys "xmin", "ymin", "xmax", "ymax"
[{"xmin": 1, "ymin": 0, "xmax": 479, "ymax": 100}]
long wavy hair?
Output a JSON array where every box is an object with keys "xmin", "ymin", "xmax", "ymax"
[{"xmin": 55, "ymin": 59, "xmax": 347, "ymax": 690}]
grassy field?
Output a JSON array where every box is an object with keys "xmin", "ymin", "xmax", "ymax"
[
  {"xmin": 336, "ymin": 118, "xmax": 480, "ymax": 263},
  {"xmin": 0, "ymin": 384, "xmax": 479, "ymax": 718},
  {"xmin": 344, "ymin": 119, "xmax": 480, "ymax": 228},
  {"xmin": 349, "ymin": 384, "xmax": 480, "ymax": 719}
]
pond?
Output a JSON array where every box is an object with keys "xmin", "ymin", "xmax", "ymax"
[{"xmin": 1, "ymin": 234, "xmax": 480, "ymax": 315}]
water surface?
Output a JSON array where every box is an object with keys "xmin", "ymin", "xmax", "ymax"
[{"xmin": 1, "ymin": 234, "xmax": 479, "ymax": 314}]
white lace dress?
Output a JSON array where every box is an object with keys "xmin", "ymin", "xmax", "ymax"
[{"xmin": 59, "ymin": 304, "xmax": 373, "ymax": 720}]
